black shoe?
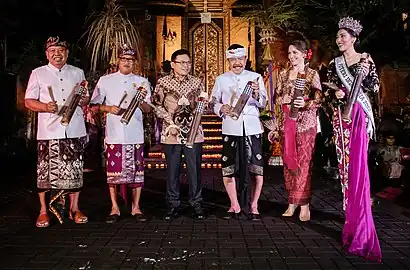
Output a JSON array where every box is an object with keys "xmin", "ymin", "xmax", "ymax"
[
  {"xmin": 163, "ymin": 208, "xmax": 179, "ymax": 221},
  {"xmin": 239, "ymin": 211, "xmax": 250, "ymax": 220},
  {"xmin": 248, "ymin": 213, "xmax": 261, "ymax": 221},
  {"xmin": 106, "ymin": 214, "xmax": 120, "ymax": 224},
  {"xmin": 133, "ymin": 213, "xmax": 148, "ymax": 222},
  {"xmin": 193, "ymin": 205, "xmax": 206, "ymax": 220},
  {"xmin": 223, "ymin": 211, "xmax": 241, "ymax": 220}
]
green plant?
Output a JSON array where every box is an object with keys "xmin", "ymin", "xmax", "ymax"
[
  {"xmin": 83, "ymin": 0, "xmax": 141, "ymax": 72},
  {"xmin": 259, "ymin": 109, "xmax": 273, "ymax": 121},
  {"xmin": 302, "ymin": 0, "xmax": 405, "ymax": 56},
  {"xmin": 238, "ymin": 0, "xmax": 302, "ymax": 31}
]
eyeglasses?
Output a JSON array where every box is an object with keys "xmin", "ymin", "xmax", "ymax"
[
  {"xmin": 119, "ymin": 57, "xmax": 135, "ymax": 63},
  {"xmin": 173, "ymin": 61, "xmax": 192, "ymax": 66}
]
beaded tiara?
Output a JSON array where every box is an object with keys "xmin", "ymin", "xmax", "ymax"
[{"xmin": 338, "ymin": 17, "xmax": 363, "ymax": 36}]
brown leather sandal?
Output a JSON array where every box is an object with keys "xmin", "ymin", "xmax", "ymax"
[
  {"xmin": 36, "ymin": 213, "xmax": 50, "ymax": 228},
  {"xmin": 69, "ymin": 210, "xmax": 88, "ymax": 224}
]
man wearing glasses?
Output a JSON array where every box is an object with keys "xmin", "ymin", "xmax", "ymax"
[
  {"xmin": 210, "ymin": 44, "xmax": 267, "ymax": 220},
  {"xmin": 90, "ymin": 44, "xmax": 152, "ymax": 223},
  {"xmin": 152, "ymin": 49, "xmax": 207, "ymax": 221}
]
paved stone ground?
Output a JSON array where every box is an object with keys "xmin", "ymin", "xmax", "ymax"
[{"xmin": 1, "ymin": 166, "xmax": 410, "ymax": 270}]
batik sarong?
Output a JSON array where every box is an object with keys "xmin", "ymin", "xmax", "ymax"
[
  {"xmin": 37, "ymin": 136, "xmax": 86, "ymax": 223},
  {"xmin": 106, "ymin": 143, "xmax": 144, "ymax": 186},
  {"xmin": 221, "ymin": 134, "xmax": 263, "ymax": 177},
  {"xmin": 221, "ymin": 133, "xmax": 264, "ymax": 210},
  {"xmin": 106, "ymin": 144, "xmax": 144, "ymax": 204},
  {"xmin": 282, "ymin": 105, "xmax": 318, "ymax": 205}
]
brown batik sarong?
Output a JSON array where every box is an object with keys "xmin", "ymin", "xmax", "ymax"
[
  {"xmin": 37, "ymin": 136, "xmax": 86, "ymax": 223},
  {"xmin": 106, "ymin": 143, "xmax": 144, "ymax": 204}
]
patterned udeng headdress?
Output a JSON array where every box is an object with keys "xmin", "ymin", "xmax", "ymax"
[
  {"xmin": 338, "ymin": 17, "xmax": 363, "ymax": 36},
  {"xmin": 226, "ymin": 47, "xmax": 247, "ymax": 59},
  {"xmin": 118, "ymin": 43, "xmax": 137, "ymax": 58},
  {"xmin": 45, "ymin": 36, "xmax": 68, "ymax": 50}
]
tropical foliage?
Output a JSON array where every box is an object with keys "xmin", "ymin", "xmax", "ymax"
[
  {"xmin": 238, "ymin": 0, "xmax": 409, "ymax": 64},
  {"xmin": 83, "ymin": 0, "xmax": 141, "ymax": 72},
  {"xmin": 302, "ymin": 0, "xmax": 406, "ymax": 59},
  {"xmin": 238, "ymin": 0, "xmax": 302, "ymax": 31}
]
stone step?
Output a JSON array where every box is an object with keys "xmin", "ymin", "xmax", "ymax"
[
  {"xmin": 201, "ymin": 121, "xmax": 222, "ymax": 128},
  {"xmin": 148, "ymin": 144, "xmax": 222, "ymax": 151},
  {"xmin": 148, "ymin": 152, "xmax": 222, "ymax": 160},
  {"xmin": 144, "ymin": 159, "xmax": 221, "ymax": 169},
  {"xmin": 145, "ymin": 113, "xmax": 223, "ymax": 169},
  {"xmin": 204, "ymin": 136, "xmax": 222, "ymax": 141},
  {"xmin": 203, "ymin": 128, "xmax": 222, "ymax": 133}
]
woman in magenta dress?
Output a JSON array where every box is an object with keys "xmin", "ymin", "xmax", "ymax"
[
  {"xmin": 326, "ymin": 17, "xmax": 382, "ymax": 261},
  {"xmin": 274, "ymin": 40, "xmax": 322, "ymax": 222}
]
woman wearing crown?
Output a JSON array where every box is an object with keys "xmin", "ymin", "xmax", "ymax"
[{"xmin": 326, "ymin": 17, "xmax": 382, "ymax": 261}]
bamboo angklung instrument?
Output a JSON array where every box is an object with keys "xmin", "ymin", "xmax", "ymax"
[
  {"xmin": 342, "ymin": 54, "xmax": 369, "ymax": 121},
  {"xmin": 186, "ymin": 92, "xmax": 208, "ymax": 148},
  {"xmin": 120, "ymin": 82, "xmax": 146, "ymax": 125},
  {"xmin": 60, "ymin": 80, "xmax": 87, "ymax": 126},
  {"xmin": 289, "ymin": 72, "xmax": 306, "ymax": 119},
  {"xmin": 230, "ymin": 77, "xmax": 259, "ymax": 120}
]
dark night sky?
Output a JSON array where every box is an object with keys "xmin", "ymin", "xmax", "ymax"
[
  {"xmin": 1, "ymin": 0, "xmax": 104, "ymax": 51},
  {"xmin": 0, "ymin": 0, "xmax": 107, "ymax": 73}
]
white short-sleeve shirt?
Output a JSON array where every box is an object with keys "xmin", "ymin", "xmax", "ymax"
[
  {"xmin": 91, "ymin": 71, "xmax": 151, "ymax": 144},
  {"xmin": 25, "ymin": 63, "xmax": 87, "ymax": 140}
]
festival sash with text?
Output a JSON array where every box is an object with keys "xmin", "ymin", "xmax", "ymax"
[{"xmin": 334, "ymin": 56, "xmax": 375, "ymax": 139}]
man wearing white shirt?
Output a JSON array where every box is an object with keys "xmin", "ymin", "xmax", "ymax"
[
  {"xmin": 210, "ymin": 44, "xmax": 267, "ymax": 220},
  {"xmin": 90, "ymin": 44, "xmax": 151, "ymax": 223},
  {"xmin": 25, "ymin": 36, "xmax": 89, "ymax": 227}
]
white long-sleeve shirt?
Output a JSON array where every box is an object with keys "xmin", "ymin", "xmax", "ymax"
[{"xmin": 211, "ymin": 70, "xmax": 267, "ymax": 136}]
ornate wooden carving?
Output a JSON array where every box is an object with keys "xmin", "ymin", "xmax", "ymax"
[{"xmin": 189, "ymin": 21, "xmax": 223, "ymax": 94}]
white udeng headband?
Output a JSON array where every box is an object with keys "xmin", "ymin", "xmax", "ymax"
[{"xmin": 226, "ymin": 48, "xmax": 247, "ymax": 59}]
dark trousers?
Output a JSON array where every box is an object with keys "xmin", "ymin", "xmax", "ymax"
[{"xmin": 164, "ymin": 143, "xmax": 203, "ymax": 208}]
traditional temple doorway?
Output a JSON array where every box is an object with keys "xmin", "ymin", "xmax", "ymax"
[
  {"xmin": 187, "ymin": 18, "xmax": 225, "ymax": 94},
  {"xmin": 183, "ymin": 0, "xmax": 229, "ymax": 94},
  {"xmin": 154, "ymin": 1, "xmax": 254, "ymax": 93}
]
